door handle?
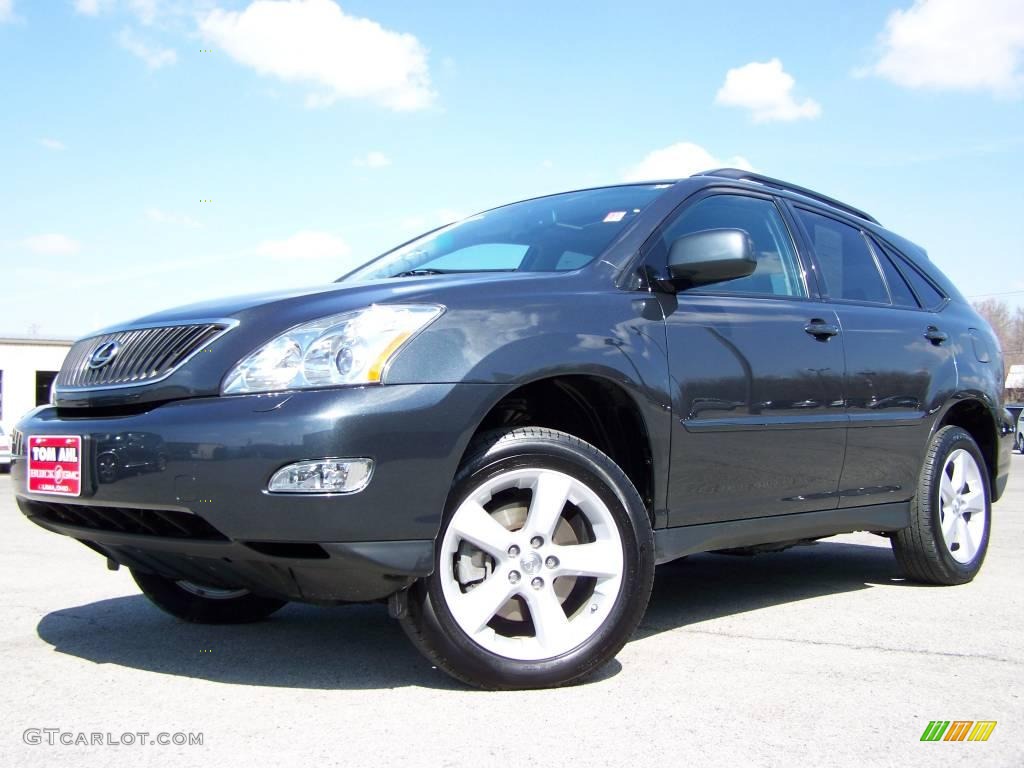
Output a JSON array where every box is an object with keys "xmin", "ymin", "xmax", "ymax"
[
  {"xmin": 804, "ymin": 319, "xmax": 840, "ymax": 340},
  {"xmin": 924, "ymin": 326, "xmax": 948, "ymax": 345}
]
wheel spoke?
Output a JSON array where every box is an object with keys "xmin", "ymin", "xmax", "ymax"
[
  {"xmin": 452, "ymin": 574, "xmax": 515, "ymax": 634},
  {"xmin": 959, "ymin": 518, "xmax": 976, "ymax": 559},
  {"xmin": 949, "ymin": 452, "xmax": 965, "ymax": 493},
  {"xmin": 962, "ymin": 456, "xmax": 984, "ymax": 495},
  {"xmin": 939, "ymin": 472, "xmax": 956, "ymax": 506},
  {"xmin": 449, "ymin": 500, "xmax": 511, "ymax": 559},
  {"xmin": 523, "ymin": 586, "xmax": 570, "ymax": 649},
  {"xmin": 941, "ymin": 509, "xmax": 958, "ymax": 542},
  {"xmin": 960, "ymin": 488, "xmax": 985, "ymax": 516},
  {"xmin": 527, "ymin": 472, "xmax": 572, "ymax": 540},
  {"xmin": 550, "ymin": 540, "xmax": 621, "ymax": 578}
]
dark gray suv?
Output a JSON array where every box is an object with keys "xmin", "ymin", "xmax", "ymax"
[{"xmin": 11, "ymin": 169, "xmax": 1013, "ymax": 689}]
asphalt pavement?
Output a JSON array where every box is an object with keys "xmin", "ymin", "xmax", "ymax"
[{"xmin": 1, "ymin": 455, "xmax": 1021, "ymax": 767}]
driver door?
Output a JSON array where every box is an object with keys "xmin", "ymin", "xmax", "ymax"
[{"xmin": 645, "ymin": 191, "xmax": 848, "ymax": 526}]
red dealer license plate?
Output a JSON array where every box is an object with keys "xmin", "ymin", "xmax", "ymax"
[{"xmin": 27, "ymin": 435, "xmax": 83, "ymax": 497}]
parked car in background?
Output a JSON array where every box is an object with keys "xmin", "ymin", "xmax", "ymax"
[
  {"xmin": 9, "ymin": 169, "xmax": 1013, "ymax": 689},
  {"xmin": 0, "ymin": 426, "xmax": 10, "ymax": 472},
  {"xmin": 1006, "ymin": 403, "xmax": 1023, "ymax": 428},
  {"xmin": 1006, "ymin": 404, "xmax": 1024, "ymax": 453}
]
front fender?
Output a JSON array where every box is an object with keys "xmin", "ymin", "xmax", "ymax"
[{"xmin": 385, "ymin": 289, "xmax": 673, "ymax": 518}]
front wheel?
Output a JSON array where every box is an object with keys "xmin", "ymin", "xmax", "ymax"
[
  {"xmin": 400, "ymin": 427, "xmax": 655, "ymax": 689},
  {"xmin": 891, "ymin": 426, "xmax": 991, "ymax": 585},
  {"xmin": 132, "ymin": 570, "xmax": 287, "ymax": 624}
]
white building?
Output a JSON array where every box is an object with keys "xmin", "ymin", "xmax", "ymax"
[
  {"xmin": 1007, "ymin": 364, "xmax": 1024, "ymax": 391},
  {"xmin": 0, "ymin": 337, "xmax": 73, "ymax": 430}
]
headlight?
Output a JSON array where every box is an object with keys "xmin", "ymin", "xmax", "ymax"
[{"xmin": 222, "ymin": 304, "xmax": 443, "ymax": 395}]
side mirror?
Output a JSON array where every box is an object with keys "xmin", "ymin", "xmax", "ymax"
[{"xmin": 666, "ymin": 228, "xmax": 756, "ymax": 289}]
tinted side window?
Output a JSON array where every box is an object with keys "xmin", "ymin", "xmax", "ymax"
[
  {"xmin": 872, "ymin": 241, "xmax": 918, "ymax": 308},
  {"xmin": 656, "ymin": 195, "xmax": 806, "ymax": 297},
  {"xmin": 797, "ymin": 209, "xmax": 888, "ymax": 303},
  {"xmin": 884, "ymin": 246, "xmax": 946, "ymax": 309}
]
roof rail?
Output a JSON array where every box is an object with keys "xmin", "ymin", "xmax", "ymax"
[{"xmin": 693, "ymin": 168, "xmax": 879, "ymax": 225}]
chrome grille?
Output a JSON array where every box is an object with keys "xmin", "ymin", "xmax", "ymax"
[{"xmin": 56, "ymin": 322, "xmax": 233, "ymax": 390}]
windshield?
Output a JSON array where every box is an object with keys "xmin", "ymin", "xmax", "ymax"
[{"xmin": 340, "ymin": 184, "xmax": 670, "ymax": 282}]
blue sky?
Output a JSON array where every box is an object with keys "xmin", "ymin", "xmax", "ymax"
[{"xmin": 1, "ymin": 0, "xmax": 1023, "ymax": 338}]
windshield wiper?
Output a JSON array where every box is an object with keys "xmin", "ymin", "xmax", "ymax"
[
  {"xmin": 391, "ymin": 268, "xmax": 516, "ymax": 278},
  {"xmin": 392, "ymin": 268, "xmax": 448, "ymax": 277}
]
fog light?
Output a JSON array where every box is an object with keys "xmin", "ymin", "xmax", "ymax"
[{"xmin": 268, "ymin": 458, "xmax": 373, "ymax": 494}]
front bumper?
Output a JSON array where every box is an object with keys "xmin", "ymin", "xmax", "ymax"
[
  {"xmin": 26, "ymin": 510, "xmax": 434, "ymax": 602},
  {"xmin": 11, "ymin": 383, "xmax": 499, "ymax": 601}
]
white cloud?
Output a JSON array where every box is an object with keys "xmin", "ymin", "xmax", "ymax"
[
  {"xmin": 22, "ymin": 234, "xmax": 81, "ymax": 255},
  {"xmin": 73, "ymin": 0, "xmax": 108, "ymax": 14},
  {"xmin": 353, "ymin": 151, "xmax": 391, "ymax": 168},
  {"xmin": 399, "ymin": 209, "xmax": 466, "ymax": 233},
  {"xmin": 38, "ymin": 138, "xmax": 67, "ymax": 151},
  {"xmin": 398, "ymin": 215, "xmax": 429, "ymax": 232},
  {"xmin": 255, "ymin": 230, "xmax": 351, "ymax": 261},
  {"xmin": 146, "ymin": 207, "xmax": 200, "ymax": 228},
  {"xmin": 198, "ymin": 0, "xmax": 434, "ymax": 111},
  {"xmin": 128, "ymin": 0, "xmax": 158, "ymax": 25},
  {"xmin": 119, "ymin": 27, "xmax": 177, "ymax": 68},
  {"xmin": 0, "ymin": 0, "xmax": 14, "ymax": 23},
  {"xmin": 715, "ymin": 59, "xmax": 821, "ymax": 123},
  {"xmin": 623, "ymin": 142, "xmax": 753, "ymax": 182},
  {"xmin": 74, "ymin": 0, "xmax": 157, "ymax": 22},
  {"xmin": 866, "ymin": 0, "xmax": 1024, "ymax": 95},
  {"xmin": 436, "ymin": 209, "xmax": 465, "ymax": 225}
]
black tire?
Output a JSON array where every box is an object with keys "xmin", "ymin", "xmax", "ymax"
[
  {"xmin": 891, "ymin": 426, "xmax": 991, "ymax": 585},
  {"xmin": 399, "ymin": 427, "xmax": 655, "ymax": 690},
  {"xmin": 131, "ymin": 569, "xmax": 287, "ymax": 624}
]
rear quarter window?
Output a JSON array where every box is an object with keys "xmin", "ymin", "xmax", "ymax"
[
  {"xmin": 883, "ymin": 245, "xmax": 946, "ymax": 310},
  {"xmin": 871, "ymin": 240, "xmax": 918, "ymax": 308}
]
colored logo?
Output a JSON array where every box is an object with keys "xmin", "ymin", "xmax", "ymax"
[{"xmin": 920, "ymin": 721, "xmax": 997, "ymax": 742}]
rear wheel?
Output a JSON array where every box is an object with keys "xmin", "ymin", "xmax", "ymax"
[
  {"xmin": 400, "ymin": 427, "xmax": 654, "ymax": 689},
  {"xmin": 131, "ymin": 570, "xmax": 287, "ymax": 624},
  {"xmin": 892, "ymin": 426, "xmax": 990, "ymax": 585}
]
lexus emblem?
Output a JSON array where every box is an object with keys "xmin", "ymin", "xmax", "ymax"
[{"xmin": 88, "ymin": 340, "xmax": 121, "ymax": 369}]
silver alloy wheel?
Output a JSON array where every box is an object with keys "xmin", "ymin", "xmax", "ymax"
[
  {"xmin": 175, "ymin": 581, "xmax": 250, "ymax": 600},
  {"xmin": 938, "ymin": 449, "xmax": 987, "ymax": 564},
  {"xmin": 439, "ymin": 467, "xmax": 624, "ymax": 661}
]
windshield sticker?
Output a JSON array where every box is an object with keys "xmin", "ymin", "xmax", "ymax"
[{"xmin": 603, "ymin": 211, "xmax": 626, "ymax": 223}]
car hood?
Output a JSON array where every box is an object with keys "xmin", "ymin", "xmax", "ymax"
[
  {"xmin": 55, "ymin": 271, "xmax": 554, "ymax": 408},
  {"xmin": 98, "ymin": 271, "xmax": 542, "ymax": 332}
]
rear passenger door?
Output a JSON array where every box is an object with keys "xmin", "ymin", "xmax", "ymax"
[{"xmin": 788, "ymin": 206, "xmax": 956, "ymax": 508}]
